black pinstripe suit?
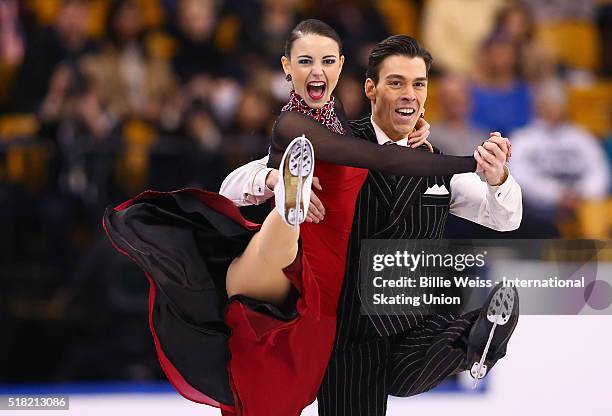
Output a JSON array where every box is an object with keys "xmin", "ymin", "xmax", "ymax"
[{"xmin": 317, "ymin": 116, "xmax": 479, "ymax": 416}]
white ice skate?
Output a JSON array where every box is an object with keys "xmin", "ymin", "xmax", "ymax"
[{"xmin": 274, "ymin": 135, "xmax": 314, "ymax": 227}]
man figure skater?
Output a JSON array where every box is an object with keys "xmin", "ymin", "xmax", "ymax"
[{"xmin": 220, "ymin": 35, "xmax": 522, "ymax": 415}]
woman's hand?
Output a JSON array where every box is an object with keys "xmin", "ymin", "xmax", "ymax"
[{"xmin": 408, "ymin": 117, "xmax": 433, "ymax": 152}]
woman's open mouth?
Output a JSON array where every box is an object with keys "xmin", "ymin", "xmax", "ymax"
[{"xmin": 306, "ymin": 81, "xmax": 326, "ymax": 101}]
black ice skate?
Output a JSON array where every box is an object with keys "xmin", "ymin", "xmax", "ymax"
[{"xmin": 467, "ymin": 282, "xmax": 519, "ymax": 389}]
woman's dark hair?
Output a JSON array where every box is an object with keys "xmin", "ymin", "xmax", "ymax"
[
  {"xmin": 284, "ymin": 19, "xmax": 343, "ymax": 58},
  {"xmin": 366, "ymin": 35, "xmax": 433, "ymax": 84}
]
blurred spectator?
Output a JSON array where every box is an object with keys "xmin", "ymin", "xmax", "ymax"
[
  {"xmin": 422, "ymin": 0, "xmax": 505, "ymax": 75},
  {"xmin": 428, "ymin": 73, "xmax": 487, "ymax": 156},
  {"xmin": 184, "ymin": 98, "xmax": 222, "ymax": 153},
  {"xmin": 596, "ymin": 0, "xmax": 612, "ymax": 76},
  {"xmin": 238, "ymin": 0, "xmax": 301, "ymax": 69},
  {"xmin": 182, "ymin": 98, "xmax": 228, "ymax": 190},
  {"xmin": 313, "ymin": 0, "xmax": 389, "ymax": 71},
  {"xmin": 336, "ymin": 71, "xmax": 368, "ymax": 120},
  {"xmin": 8, "ymin": 0, "xmax": 96, "ymax": 112},
  {"xmin": 493, "ymin": 1, "xmax": 558, "ymax": 83},
  {"xmin": 223, "ymin": 82, "xmax": 275, "ymax": 163},
  {"xmin": 166, "ymin": 0, "xmax": 244, "ymax": 126},
  {"xmin": 604, "ymin": 131, "xmax": 612, "ymax": 193},
  {"xmin": 145, "ymin": 96, "xmax": 227, "ymax": 192},
  {"xmin": 469, "ymin": 32, "xmax": 533, "ymax": 135},
  {"xmin": 80, "ymin": 0, "xmax": 177, "ymax": 125},
  {"xmin": 171, "ymin": 0, "xmax": 225, "ymax": 83},
  {"xmin": 37, "ymin": 66, "xmax": 116, "ymax": 222},
  {"xmin": 527, "ymin": 0, "xmax": 596, "ymax": 22},
  {"xmin": 39, "ymin": 66, "xmax": 115, "ymax": 143},
  {"xmin": 603, "ymin": 130, "xmax": 612, "ymax": 194},
  {"xmin": 0, "ymin": 0, "xmax": 24, "ymax": 107},
  {"xmin": 510, "ymin": 79, "xmax": 610, "ymax": 233}
]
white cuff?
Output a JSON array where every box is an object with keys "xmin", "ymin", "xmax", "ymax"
[
  {"xmin": 487, "ymin": 166, "xmax": 513, "ymax": 200},
  {"xmin": 251, "ymin": 168, "xmax": 275, "ymax": 198}
]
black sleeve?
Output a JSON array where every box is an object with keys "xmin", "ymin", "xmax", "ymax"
[{"xmin": 269, "ymin": 111, "xmax": 476, "ymax": 177}]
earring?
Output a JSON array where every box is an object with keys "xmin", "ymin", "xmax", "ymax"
[{"xmin": 285, "ymin": 74, "xmax": 292, "ymax": 82}]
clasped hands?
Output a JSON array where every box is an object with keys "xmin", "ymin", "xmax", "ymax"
[{"xmin": 475, "ymin": 132, "xmax": 511, "ymax": 186}]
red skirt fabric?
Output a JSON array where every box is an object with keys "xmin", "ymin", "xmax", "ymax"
[{"xmin": 103, "ymin": 162, "xmax": 367, "ymax": 416}]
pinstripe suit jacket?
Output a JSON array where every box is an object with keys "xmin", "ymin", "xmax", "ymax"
[{"xmin": 335, "ymin": 115, "xmax": 454, "ymax": 345}]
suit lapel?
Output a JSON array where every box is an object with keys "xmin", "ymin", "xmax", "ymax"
[
  {"xmin": 389, "ymin": 147, "xmax": 449, "ymax": 222},
  {"xmin": 367, "ymin": 171, "xmax": 393, "ymax": 208},
  {"xmin": 350, "ymin": 117, "xmax": 449, "ymax": 234}
]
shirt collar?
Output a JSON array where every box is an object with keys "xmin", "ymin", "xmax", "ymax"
[{"xmin": 370, "ymin": 116, "xmax": 410, "ymax": 147}]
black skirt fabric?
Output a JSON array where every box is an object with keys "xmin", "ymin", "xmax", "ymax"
[{"xmin": 102, "ymin": 189, "xmax": 298, "ymax": 407}]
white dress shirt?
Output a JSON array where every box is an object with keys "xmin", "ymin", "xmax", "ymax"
[{"xmin": 219, "ymin": 118, "xmax": 523, "ymax": 231}]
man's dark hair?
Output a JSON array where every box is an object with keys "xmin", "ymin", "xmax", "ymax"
[
  {"xmin": 284, "ymin": 19, "xmax": 343, "ymax": 58},
  {"xmin": 366, "ymin": 35, "xmax": 433, "ymax": 84}
]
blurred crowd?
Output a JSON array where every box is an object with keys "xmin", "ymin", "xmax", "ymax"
[{"xmin": 0, "ymin": 0, "xmax": 611, "ymax": 384}]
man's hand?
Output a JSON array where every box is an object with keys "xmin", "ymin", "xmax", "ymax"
[
  {"xmin": 474, "ymin": 132, "xmax": 510, "ymax": 186},
  {"xmin": 267, "ymin": 170, "xmax": 325, "ymax": 223},
  {"xmin": 408, "ymin": 117, "xmax": 433, "ymax": 151}
]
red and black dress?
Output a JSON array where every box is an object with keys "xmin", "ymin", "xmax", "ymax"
[{"xmin": 103, "ymin": 93, "xmax": 476, "ymax": 415}]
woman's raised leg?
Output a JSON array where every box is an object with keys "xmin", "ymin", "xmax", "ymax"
[{"xmin": 226, "ymin": 136, "xmax": 314, "ymax": 305}]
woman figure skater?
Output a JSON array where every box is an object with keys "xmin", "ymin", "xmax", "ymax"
[{"xmin": 103, "ymin": 20, "xmax": 493, "ymax": 416}]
